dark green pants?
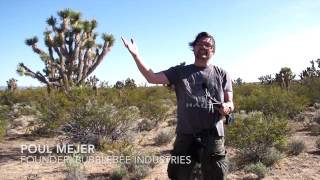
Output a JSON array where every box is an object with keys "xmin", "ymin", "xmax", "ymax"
[{"xmin": 167, "ymin": 134, "xmax": 228, "ymax": 180}]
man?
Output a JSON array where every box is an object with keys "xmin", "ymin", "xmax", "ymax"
[{"xmin": 122, "ymin": 32, "xmax": 234, "ymax": 180}]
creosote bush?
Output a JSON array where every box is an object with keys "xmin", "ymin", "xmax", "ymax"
[
  {"xmin": 244, "ymin": 162, "xmax": 268, "ymax": 179},
  {"xmin": 261, "ymin": 148, "xmax": 283, "ymax": 166},
  {"xmin": 0, "ymin": 105, "xmax": 10, "ymax": 139},
  {"xmin": 65, "ymin": 154, "xmax": 86, "ymax": 180},
  {"xmin": 154, "ymin": 129, "xmax": 175, "ymax": 145},
  {"xmin": 234, "ymin": 84, "xmax": 308, "ymax": 118},
  {"xmin": 287, "ymin": 139, "xmax": 306, "ymax": 155},
  {"xmin": 226, "ymin": 111, "xmax": 290, "ymax": 163},
  {"xmin": 110, "ymin": 166, "xmax": 127, "ymax": 180}
]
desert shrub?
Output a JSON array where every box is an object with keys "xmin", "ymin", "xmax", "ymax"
[
  {"xmin": 274, "ymin": 138, "xmax": 288, "ymax": 152},
  {"xmin": 0, "ymin": 105, "xmax": 10, "ymax": 139},
  {"xmin": 137, "ymin": 118, "xmax": 155, "ymax": 131},
  {"xmin": 0, "ymin": 88, "xmax": 47, "ymax": 106},
  {"xmin": 310, "ymin": 124, "xmax": 320, "ymax": 135},
  {"xmin": 36, "ymin": 92, "xmax": 72, "ymax": 131},
  {"xmin": 114, "ymin": 149, "xmax": 153, "ymax": 180},
  {"xmin": 226, "ymin": 111, "xmax": 290, "ymax": 163},
  {"xmin": 130, "ymin": 164, "xmax": 150, "ymax": 179},
  {"xmin": 234, "ymin": 84, "xmax": 308, "ymax": 118},
  {"xmin": 287, "ymin": 139, "xmax": 306, "ymax": 155},
  {"xmin": 9, "ymin": 103, "xmax": 38, "ymax": 118},
  {"xmin": 110, "ymin": 166, "xmax": 127, "ymax": 180},
  {"xmin": 33, "ymin": 87, "xmax": 140, "ymax": 142},
  {"xmin": 124, "ymin": 87, "xmax": 174, "ymax": 120},
  {"xmin": 244, "ymin": 162, "xmax": 268, "ymax": 179},
  {"xmin": 154, "ymin": 129, "xmax": 175, "ymax": 145},
  {"xmin": 98, "ymin": 86, "xmax": 174, "ymax": 126},
  {"xmin": 65, "ymin": 155, "xmax": 86, "ymax": 180},
  {"xmin": 315, "ymin": 138, "xmax": 320, "ymax": 149},
  {"xmin": 141, "ymin": 99, "xmax": 170, "ymax": 123},
  {"xmin": 294, "ymin": 113, "xmax": 309, "ymax": 122},
  {"xmin": 69, "ymin": 102, "xmax": 140, "ymax": 142},
  {"xmin": 314, "ymin": 110, "xmax": 320, "ymax": 124},
  {"xmin": 261, "ymin": 148, "xmax": 283, "ymax": 166},
  {"xmin": 102, "ymin": 139, "xmax": 134, "ymax": 157},
  {"xmin": 292, "ymin": 78, "xmax": 320, "ymax": 104},
  {"xmin": 166, "ymin": 117, "xmax": 177, "ymax": 127},
  {"xmin": 314, "ymin": 103, "xmax": 320, "ymax": 109}
]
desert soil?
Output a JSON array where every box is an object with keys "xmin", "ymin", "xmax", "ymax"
[{"xmin": 0, "ymin": 111, "xmax": 319, "ymax": 180}]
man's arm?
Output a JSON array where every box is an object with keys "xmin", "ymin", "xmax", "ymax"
[{"xmin": 121, "ymin": 37, "xmax": 169, "ymax": 84}]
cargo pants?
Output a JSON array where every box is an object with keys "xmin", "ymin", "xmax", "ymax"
[{"xmin": 167, "ymin": 133, "xmax": 228, "ymax": 180}]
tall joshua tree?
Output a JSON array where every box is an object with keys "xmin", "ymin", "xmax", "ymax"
[
  {"xmin": 299, "ymin": 59, "xmax": 320, "ymax": 80},
  {"xmin": 6, "ymin": 78, "xmax": 17, "ymax": 92},
  {"xmin": 17, "ymin": 9, "xmax": 114, "ymax": 92},
  {"xmin": 275, "ymin": 67, "xmax": 295, "ymax": 91}
]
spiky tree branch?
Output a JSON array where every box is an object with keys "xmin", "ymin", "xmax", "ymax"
[{"xmin": 17, "ymin": 9, "xmax": 114, "ymax": 92}]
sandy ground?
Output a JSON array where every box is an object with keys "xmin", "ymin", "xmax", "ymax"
[{"xmin": 0, "ymin": 112, "xmax": 319, "ymax": 180}]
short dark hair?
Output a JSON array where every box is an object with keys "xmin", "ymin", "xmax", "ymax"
[{"xmin": 189, "ymin": 32, "xmax": 215, "ymax": 52}]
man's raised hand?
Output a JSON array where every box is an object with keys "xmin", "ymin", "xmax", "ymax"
[{"xmin": 121, "ymin": 37, "xmax": 139, "ymax": 56}]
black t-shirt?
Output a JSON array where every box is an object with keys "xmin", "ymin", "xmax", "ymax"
[{"xmin": 163, "ymin": 64, "xmax": 232, "ymax": 136}]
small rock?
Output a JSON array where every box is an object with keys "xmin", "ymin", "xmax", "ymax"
[{"xmin": 243, "ymin": 173, "xmax": 259, "ymax": 180}]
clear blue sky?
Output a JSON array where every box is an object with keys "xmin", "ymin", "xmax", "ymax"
[{"xmin": 1, "ymin": 0, "xmax": 320, "ymax": 86}]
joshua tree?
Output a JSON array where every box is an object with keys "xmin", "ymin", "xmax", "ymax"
[
  {"xmin": 124, "ymin": 78, "xmax": 136, "ymax": 89},
  {"xmin": 299, "ymin": 59, "xmax": 320, "ymax": 80},
  {"xmin": 114, "ymin": 81, "xmax": 125, "ymax": 89},
  {"xmin": 6, "ymin": 78, "xmax": 17, "ymax": 92},
  {"xmin": 275, "ymin": 67, "xmax": 295, "ymax": 91},
  {"xmin": 85, "ymin": 75, "xmax": 99, "ymax": 95},
  {"xmin": 17, "ymin": 9, "xmax": 114, "ymax": 92},
  {"xmin": 258, "ymin": 74, "xmax": 274, "ymax": 85},
  {"xmin": 99, "ymin": 81, "xmax": 110, "ymax": 88},
  {"xmin": 234, "ymin": 77, "xmax": 243, "ymax": 85}
]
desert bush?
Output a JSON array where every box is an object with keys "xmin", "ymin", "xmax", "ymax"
[
  {"xmin": 293, "ymin": 78, "xmax": 320, "ymax": 104},
  {"xmin": 1, "ymin": 88, "xmax": 47, "ymax": 106},
  {"xmin": 154, "ymin": 129, "xmax": 175, "ymax": 145},
  {"xmin": 125, "ymin": 87, "xmax": 174, "ymax": 123},
  {"xmin": 130, "ymin": 164, "xmax": 150, "ymax": 179},
  {"xmin": 166, "ymin": 117, "xmax": 177, "ymax": 127},
  {"xmin": 294, "ymin": 113, "xmax": 309, "ymax": 122},
  {"xmin": 287, "ymin": 139, "xmax": 306, "ymax": 155},
  {"xmin": 314, "ymin": 110, "xmax": 320, "ymax": 124},
  {"xmin": 234, "ymin": 84, "xmax": 308, "ymax": 118},
  {"xmin": 315, "ymin": 138, "xmax": 320, "ymax": 149},
  {"xmin": 226, "ymin": 111, "xmax": 290, "ymax": 163},
  {"xmin": 102, "ymin": 139, "xmax": 134, "ymax": 157},
  {"xmin": 65, "ymin": 154, "xmax": 86, "ymax": 180},
  {"xmin": 101, "ymin": 86, "xmax": 174, "ymax": 124},
  {"xmin": 137, "ymin": 118, "xmax": 155, "ymax": 131},
  {"xmin": 110, "ymin": 166, "xmax": 127, "ymax": 180},
  {"xmin": 0, "ymin": 105, "xmax": 10, "ymax": 139},
  {"xmin": 33, "ymin": 87, "xmax": 140, "ymax": 142},
  {"xmin": 274, "ymin": 138, "xmax": 288, "ymax": 152},
  {"xmin": 36, "ymin": 92, "xmax": 72, "ymax": 131},
  {"xmin": 114, "ymin": 149, "xmax": 153, "ymax": 180},
  {"xmin": 310, "ymin": 124, "xmax": 320, "ymax": 135},
  {"xmin": 261, "ymin": 148, "xmax": 283, "ymax": 166},
  {"xmin": 9, "ymin": 103, "xmax": 38, "ymax": 118},
  {"xmin": 141, "ymin": 99, "xmax": 170, "ymax": 123},
  {"xmin": 244, "ymin": 162, "xmax": 268, "ymax": 179}
]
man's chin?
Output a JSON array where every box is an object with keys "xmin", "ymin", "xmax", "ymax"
[{"xmin": 198, "ymin": 55, "xmax": 210, "ymax": 61}]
